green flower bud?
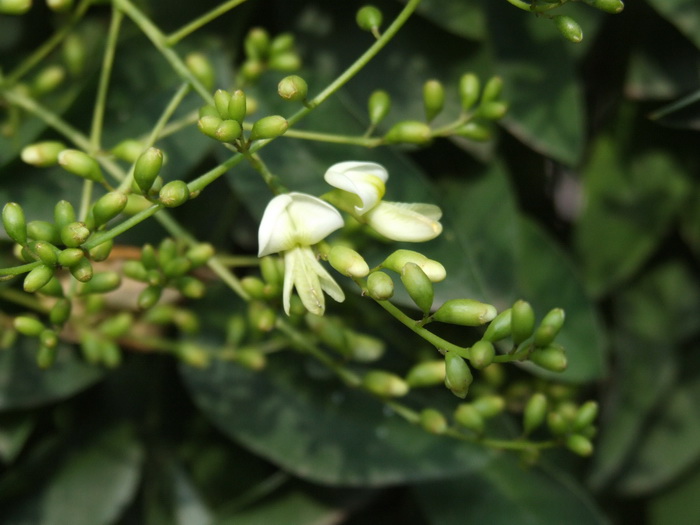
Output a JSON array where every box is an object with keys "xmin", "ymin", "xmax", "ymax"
[
  {"xmin": 401, "ymin": 262, "xmax": 434, "ymax": 314},
  {"xmin": 444, "ymin": 350, "xmax": 472, "ymax": 399},
  {"xmin": 32, "ymin": 65, "xmax": 65, "ymax": 95},
  {"xmin": 278, "ymin": 75, "xmax": 308, "ymax": 102},
  {"xmin": 249, "ymin": 301, "xmax": 276, "ymax": 332},
  {"xmin": 60, "ymin": 221, "xmax": 90, "ymax": 248},
  {"xmin": 62, "ymin": 33, "xmax": 86, "ymax": 76},
  {"xmin": 432, "ymin": 299, "xmax": 497, "ymax": 326},
  {"xmin": 363, "ymin": 370, "xmax": 409, "ymax": 398},
  {"xmin": 21, "ymin": 141, "xmax": 65, "ymax": 167},
  {"xmin": 140, "ymin": 244, "xmax": 158, "ymax": 269},
  {"xmin": 244, "ymin": 27, "xmax": 270, "ymax": 60},
  {"xmin": 584, "ymin": 0, "xmax": 624, "ymax": 14},
  {"xmin": 29, "ymin": 241, "xmax": 59, "ymax": 266},
  {"xmin": 530, "ymin": 344, "xmax": 567, "ymax": 372},
  {"xmin": 306, "ymin": 313, "xmax": 347, "ymax": 352},
  {"xmin": 215, "ymin": 119, "xmax": 242, "ymax": 142},
  {"xmin": 111, "ymin": 139, "xmax": 144, "ymax": 163},
  {"xmin": 347, "ymin": 332, "xmax": 384, "ymax": 362},
  {"xmin": 38, "ymin": 276, "xmax": 63, "ymax": 297},
  {"xmin": 523, "ymin": 392, "xmax": 547, "ymax": 435},
  {"xmin": 24, "ymin": 264, "xmax": 54, "ymax": 292},
  {"xmin": 0, "ymin": 0, "xmax": 32, "ymax": 15},
  {"xmin": 453, "ymin": 121, "xmax": 491, "ymax": 141},
  {"xmin": 99, "ymin": 339, "xmax": 121, "ymax": 368},
  {"xmin": 420, "ymin": 408, "xmax": 448, "ymax": 434},
  {"xmin": 162, "ymin": 256, "xmax": 191, "ymax": 278},
  {"xmin": 2, "ymin": 202, "xmax": 27, "ymax": 245},
  {"xmin": 241, "ymin": 276, "xmax": 265, "ymax": 299},
  {"xmin": 14, "ymin": 316, "xmax": 45, "ymax": 336},
  {"xmin": 88, "ymin": 239, "xmax": 113, "ymax": 262},
  {"xmin": 328, "ymin": 245, "xmax": 369, "ymax": 278},
  {"xmin": 511, "ymin": 300, "xmax": 535, "ymax": 345},
  {"xmin": 92, "ymin": 191, "xmax": 127, "ymax": 227},
  {"xmin": 469, "ymin": 340, "xmax": 495, "ymax": 369},
  {"xmin": 573, "ymin": 401, "xmax": 599, "ymax": 432},
  {"xmin": 134, "ymin": 147, "xmax": 163, "ymax": 194},
  {"xmin": 79, "ymin": 271, "xmax": 120, "ymax": 295},
  {"xmin": 383, "ymin": 120, "xmax": 432, "ymax": 145},
  {"xmin": 534, "ymin": 308, "xmax": 565, "ymax": 347},
  {"xmin": 53, "ymin": 200, "xmax": 76, "ymax": 231},
  {"xmin": 405, "ymin": 360, "xmax": 445, "ymax": 388},
  {"xmin": 477, "ymin": 101, "xmax": 508, "ymax": 121},
  {"xmin": 123, "ymin": 194, "xmax": 152, "ymax": 216},
  {"xmin": 227, "ymin": 90, "xmax": 247, "ymax": 122},
  {"xmin": 122, "ymin": 260, "xmax": 148, "ymax": 282},
  {"xmin": 69, "ymin": 257, "xmax": 93, "ymax": 282},
  {"xmin": 199, "ymin": 105, "xmax": 218, "ymax": 119},
  {"xmin": 270, "ymin": 32, "xmax": 295, "ymax": 55},
  {"xmin": 79, "ymin": 332, "xmax": 101, "ymax": 364},
  {"xmin": 36, "ymin": 344, "xmax": 57, "ymax": 369},
  {"xmin": 367, "ymin": 271, "xmax": 394, "ymax": 300},
  {"xmin": 423, "ymin": 79, "xmax": 444, "ymax": 122},
  {"xmin": 159, "ymin": 180, "xmax": 190, "ymax": 208},
  {"xmin": 368, "ymin": 89, "xmax": 391, "ymax": 126},
  {"xmin": 57, "ymin": 149, "xmax": 104, "ymax": 183},
  {"xmin": 547, "ymin": 411, "xmax": 570, "ymax": 436},
  {"xmin": 46, "ymin": 0, "xmax": 72, "ymax": 13},
  {"xmin": 459, "ymin": 73, "xmax": 480, "ymax": 111},
  {"xmin": 454, "ymin": 403, "xmax": 484, "ymax": 433},
  {"xmin": 27, "ymin": 220, "xmax": 60, "ymax": 244},
  {"xmin": 186, "ymin": 243, "xmax": 214, "ymax": 268},
  {"xmin": 98, "ymin": 312, "xmax": 133, "ymax": 339},
  {"xmin": 198, "ymin": 115, "xmax": 223, "ymax": 138},
  {"xmin": 356, "ymin": 5, "xmax": 383, "ymax": 32},
  {"xmin": 482, "ymin": 308, "xmax": 512, "ymax": 342},
  {"xmin": 138, "ymin": 285, "xmax": 161, "ymax": 309},
  {"xmin": 472, "ymin": 395, "xmax": 505, "ymax": 419},
  {"xmin": 554, "ymin": 15, "xmax": 583, "ymax": 43},
  {"xmin": 268, "ymin": 51, "xmax": 301, "ymax": 71},
  {"xmin": 239, "ymin": 59, "xmax": 265, "ymax": 83},
  {"xmin": 175, "ymin": 276, "xmax": 206, "ymax": 299},
  {"xmin": 250, "ymin": 115, "xmax": 288, "ymax": 141},
  {"xmin": 185, "ymin": 52, "xmax": 215, "ymax": 91},
  {"xmin": 49, "ymin": 298, "xmax": 71, "ymax": 325},
  {"xmin": 57, "ymin": 247, "xmax": 83, "ymax": 267},
  {"xmin": 236, "ymin": 347, "xmax": 266, "ymax": 371},
  {"xmin": 39, "ymin": 328, "xmax": 58, "ymax": 348},
  {"xmin": 566, "ymin": 434, "xmax": 593, "ymax": 457},
  {"xmin": 214, "ymin": 89, "xmax": 232, "ymax": 119},
  {"xmin": 381, "ymin": 249, "xmax": 446, "ymax": 282},
  {"xmin": 481, "ymin": 76, "xmax": 503, "ymax": 104}
]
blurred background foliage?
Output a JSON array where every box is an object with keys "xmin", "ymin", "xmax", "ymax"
[{"xmin": 0, "ymin": 0, "xmax": 699, "ymax": 523}]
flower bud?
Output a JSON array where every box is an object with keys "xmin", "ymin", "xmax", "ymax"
[
  {"xmin": 140, "ymin": 244, "xmax": 158, "ymax": 269},
  {"xmin": 159, "ymin": 180, "xmax": 190, "ymax": 208},
  {"xmin": 29, "ymin": 241, "xmax": 58, "ymax": 266},
  {"xmin": 138, "ymin": 285, "xmax": 161, "ymax": 309},
  {"xmin": 111, "ymin": 139, "xmax": 144, "ymax": 163},
  {"xmin": 405, "ymin": 360, "xmax": 445, "ymax": 388},
  {"xmin": 14, "ymin": 316, "xmax": 45, "ymax": 336},
  {"xmin": 278, "ymin": 75, "xmax": 308, "ymax": 102},
  {"xmin": 60, "ymin": 221, "xmax": 90, "ymax": 248},
  {"xmin": 459, "ymin": 73, "xmax": 480, "ymax": 111},
  {"xmin": 78, "ymin": 271, "xmax": 120, "ymax": 295},
  {"xmin": 214, "ymin": 89, "xmax": 232, "ymax": 119},
  {"xmin": 383, "ymin": 120, "xmax": 432, "ymax": 145},
  {"xmin": 356, "ymin": 5, "xmax": 383, "ymax": 32},
  {"xmin": 49, "ymin": 298, "xmax": 71, "ymax": 325},
  {"xmin": 573, "ymin": 401, "xmax": 598, "ymax": 432},
  {"xmin": 530, "ymin": 344, "xmax": 567, "ymax": 372},
  {"xmin": 38, "ymin": 276, "xmax": 63, "ymax": 297},
  {"xmin": 554, "ymin": 15, "xmax": 583, "ymax": 43},
  {"xmin": 57, "ymin": 247, "xmax": 83, "ymax": 267},
  {"xmin": 367, "ymin": 271, "xmax": 394, "ymax": 300},
  {"xmin": 239, "ymin": 59, "xmax": 264, "ymax": 83},
  {"xmin": 453, "ymin": 122, "xmax": 490, "ymax": 141},
  {"xmin": 469, "ymin": 340, "xmax": 495, "ymax": 369},
  {"xmin": 244, "ymin": 27, "xmax": 270, "ymax": 60},
  {"xmin": 523, "ymin": 392, "xmax": 547, "ymax": 435},
  {"xmin": 584, "ymin": 0, "xmax": 624, "ymax": 14},
  {"xmin": 58, "ymin": 149, "xmax": 104, "ymax": 183},
  {"xmin": 32, "ymin": 65, "xmax": 65, "ymax": 95},
  {"xmin": 0, "ymin": 0, "xmax": 31, "ymax": 15},
  {"xmin": 381, "ymin": 249, "xmax": 446, "ymax": 282},
  {"xmin": 420, "ymin": 408, "xmax": 447, "ymax": 434},
  {"xmin": 444, "ymin": 350, "xmax": 472, "ymax": 399},
  {"xmin": 227, "ymin": 90, "xmax": 247, "ymax": 122},
  {"xmin": 122, "ymin": 260, "xmax": 147, "ymax": 282},
  {"xmin": 53, "ymin": 200, "xmax": 76, "ymax": 231},
  {"xmin": 401, "ymin": 262, "xmax": 434, "ymax": 314},
  {"xmin": 432, "ymin": 298, "xmax": 497, "ymax": 326},
  {"xmin": 47, "ymin": 0, "xmax": 72, "ymax": 12},
  {"xmin": 199, "ymin": 105, "xmax": 218, "ymax": 119},
  {"xmin": 477, "ymin": 101, "xmax": 508, "ymax": 121},
  {"xmin": 24, "ymin": 264, "xmax": 54, "ymax": 292},
  {"xmin": 534, "ymin": 308, "xmax": 565, "ymax": 347},
  {"xmin": 566, "ymin": 434, "xmax": 593, "ymax": 457},
  {"xmin": 27, "ymin": 220, "xmax": 60, "ymax": 244},
  {"xmin": 363, "ymin": 370, "xmax": 409, "ymax": 398},
  {"xmin": 198, "ymin": 115, "xmax": 223, "ymax": 138},
  {"xmin": 186, "ymin": 243, "xmax": 215, "ymax": 268},
  {"xmin": 185, "ymin": 52, "xmax": 215, "ymax": 91},
  {"xmin": 2, "ymin": 202, "xmax": 27, "ymax": 245},
  {"xmin": 259, "ymin": 255, "xmax": 283, "ymax": 287},
  {"xmin": 62, "ymin": 33, "xmax": 86, "ymax": 76},
  {"xmin": 21, "ymin": 141, "xmax": 65, "ymax": 167},
  {"xmin": 482, "ymin": 308, "xmax": 512, "ymax": 342},
  {"xmin": 368, "ymin": 89, "xmax": 391, "ymax": 125},
  {"xmin": 249, "ymin": 301, "xmax": 276, "ymax": 332},
  {"xmin": 92, "ymin": 191, "xmax": 127, "ymax": 227},
  {"xmin": 423, "ymin": 79, "xmax": 444, "ymax": 122},
  {"xmin": 250, "ymin": 115, "xmax": 288, "ymax": 141},
  {"xmin": 97, "ymin": 312, "xmax": 133, "ymax": 339},
  {"xmin": 88, "ymin": 239, "xmax": 113, "ymax": 262},
  {"xmin": 472, "ymin": 395, "xmax": 505, "ymax": 419},
  {"xmin": 215, "ymin": 119, "xmax": 243, "ymax": 142},
  {"xmin": 134, "ymin": 147, "xmax": 163, "ymax": 194},
  {"xmin": 328, "ymin": 245, "xmax": 369, "ymax": 278},
  {"xmin": 347, "ymin": 332, "xmax": 384, "ymax": 362},
  {"xmin": 235, "ymin": 347, "xmax": 266, "ymax": 371},
  {"xmin": 481, "ymin": 76, "xmax": 503, "ymax": 104},
  {"xmin": 162, "ymin": 256, "xmax": 191, "ymax": 278},
  {"xmin": 269, "ymin": 51, "xmax": 301, "ymax": 71},
  {"xmin": 454, "ymin": 403, "xmax": 484, "ymax": 433},
  {"xmin": 176, "ymin": 276, "xmax": 206, "ymax": 299},
  {"xmin": 306, "ymin": 313, "xmax": 347, "ymax": 351},
  {"xmin": 39, "ymin": 328, "xmax": 56, "ymax": 348},
  {"xmin": 270, "ymin": 32, "xmax": 295, "ymax": 55},
  {"xmin": 511, "ymin": 300, "xmax": 535, "ymax": 345},
  {"xmin": 69, "ymin": 257, "xmax": 93, "ymax": 282}
]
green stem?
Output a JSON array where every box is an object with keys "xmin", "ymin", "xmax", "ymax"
[
  {"xmin": 165, "ymin": 0, "xmax": 249, "ymax": 46},
  {"xmin": 283, "ymin": 128, "xmax": 382, "ymax": 147},
  {"xmin": 0, "ymin": 287, "xmax": 47, "ymax": 312},
  {"xmin": 0, "ymin": 260, "xmax": 41, "ymax": 277},
  {"xmin": 78, "ymin": 180, "xmax": 94, "ymax": 222},
  {"xmin": 82, "ymin": 203, "xmax": 162, "ymax": 249},
  {"xmin": 504, "ymin": 0, "xmax": 563, "ymax": 12},
  {"xmin": 242, "ymin": 152, "xmax": 287, "ymax": 194},
  {"xmin": 3, "ymin": 0, "xmax": 92, "ymax": 86}
]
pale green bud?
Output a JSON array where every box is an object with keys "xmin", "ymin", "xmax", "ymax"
[
  {"xmin": 14, "ymin": 315, "xmax": 45, "ymax": 336},
  {"xmin": 356, "ymin": 5, "xmax": 383, "ymax": 32},
  {"xmin": 584, "ymin": 0, "xmax": 624, "ymax": 14},
  {"xmin": 482, "ymin": 308, "xmax": 512, "ymax": 342},
  {"xmin": 244, "ymin": 27, "xmax": 270, "ymax": 60},
  {"xmin": 381, "ymin": 249, "xmax": 446, "ymax": 282},
  {"xmin": 236, "ymin": 347, "xmax": 267, "ymax": 371},
  {"xmin": 53, "ymin": 200, "xmax": 76, "ymax": 230},
  {"xmin": 347, "ymin": 332, "xmax": 384, "ymax": 362},
  {"xmin": 420, "ymin": 408, "xmax": 448, "ymax": 434},
  {"xmin": 227, "ymin": 90, "xmax": 247, "ymax": 122},
  {"xmin": 383, "ymin": 120, "xmax": 432, "ymax": 145},
  {"xmin": 57, "ymin": 247, "xmax": 83, "ymax": 267},
  {"xmin": 69, "ymin": 257, "xmax": 93, "ymax": 282},
  {"xmin": 159, "ymin": 180, "xmax": 190, "ymax": 208},
  {"xmin": 432, "ymin": 299, "xmax": 497, "ymax": 326},
  {"xmin": 554, "ymin": 15, "xmax": 583, "ymax": 43},
  {"xmin": 60, "ymin": 221, "xmax": 90, "ymax": 248},
  {"xmin": 185, "ymin": 52, "xmax": 215, "ymax": 91},
  {"xmin": 79, "ymin": 271, "xmax": 121, "ymax": 295},
  {"xmin": 24, "ymin": 264, "xmax": 54, "ymax": 292},
  {"xmin": 401, "ymin": 262, "xmax": 433, "ymax": 314},
  {"xmin": 511, "ymin": 299, "xmax": 535, "ymax": 345},
  {"xmin": 111, "ymin": 139, "xmax": 144, "ymax": 163},
  {"xmin": 523, "ymin": 392, "xmax": 547, "ymax": 435},
  {"xmin": 534, "ymin": 308, "xmax": 565, "ymax": 347},
  {"xmin": 270, "ymin": 32, "xmax": 295, "ymax": 55},
  {"xmin": 363, "ymin": 370, "xmax": 409, "ymax": 398},
  {"xmin": 0, "ymin": 0, "xmax": 32, "ymax": 15},
  {"xmin": 198, "ymin": 115, "xmax": 223, "ymax": 138},
  {"xmin": 472, "ymin": 395, "xmax": 505, "ymax": 419},
  {"xmin": 215, "ymin": 119, "xmax": 242, "ymax": 142},
  {"xmin": 92, "ymin": 191, "xmax": 127, "ymax": 226},
  {"xmin": 423, "ymin": 79, "xmax": 444, "ymax": 122},
  {"xmin": 566, "ymin": 434, "xmax": 593, "ymax": 456},
  {"xmin": 367, "ymin": 271, "xmax": 394, "ymax": 300},
  {"xmin": 58, "ymin": 149, "xmax": 104, "ymax": 183},
  {"xmin": 477, "ymin": 101, "xmax": 508, "ymax": 121},
  {"xmin": 328, "ymin": 245, "xmax": 369, "ymax": 278},
  {"xmin": 454, "ymin": 403, "xmax": 484, "ymax": 433},
  {"xmin": 368, "ymin": 90, "xmax": 391, "ymax": 125},
  {"xmin": 134, "ymin": 147, "xmax": 163, "ymax": 193},
  {"xmin": 21, "ymin": 141, "xmax": 65, "ymax": 167},
  {"xmin": 278, "ymin": 75, "xmax": 308, "ymax": 102},
  {"xmin": 459, "ymin": 73, "xmax": 480, "ymax": 111},
  {"xmin": 32, "ymin": 65, "xmax": 65, "ymax": 95},
  {"xmin": 469, "ymin": 340, "xmax": 495, "ymax": 369},
  {"xmin": 2, "ymin": 202, "xmax": 27, "ymax": 245},
  {"xmin": 62, "ymin": 33, "xmax": 86, "ymax": 76},
  {"xmin": 453, "ymin": 122, "xmax": 490, "ymax": 141},
  {"xmin": 27, "ymin": 220, "xmax": 60, "ymax": 244},
  {"xmin": 186, "ymin": 243, "xmax": 215, "ymax": 268},
  {"xmin": 250, "ymin": 115, "xmax": 288, "ymax": 141},
  {"xmin": 444, "ymin": 350, "xmax": 472, "ymax": 399},
  {"xmin": 405, "ymin": 360, "xmax": 445, "ymax": 388},
  {"xmin": 530, "ymin": 344, "xmax": 567, "ymax": 372},
  {"xmin": 481, "ymin": 76, "xmax": 503, "ymax": 104},
  {"xmin": 268, "ymin": 51, "xmax": 301, "ymax": 71},
  {"xmin": 573, "ymin": 401, "xmax": 599, "ymax": 432},
  {"xmin": 46, "ymin": 0, "xmax": 72, "ymax": 12},
  {"xmin": 214, "ymin": 89, "xmax": 232, "ymax": 119}
]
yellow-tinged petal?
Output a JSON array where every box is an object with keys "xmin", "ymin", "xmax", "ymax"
[
  {"xmin": 324, "ymin": 161, "xmax": 387, "ymax": 214},
  {"xmin": 365, "ymin": 201, "xmax": 443, "ymax": 242},
  {"xmin": 283, "ymin": 246, "xmax": 345, "ymax": 315}
]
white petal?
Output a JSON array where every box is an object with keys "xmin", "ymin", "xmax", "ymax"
[
  {"xmin": 324, "ymin": 162, "xmax": 388, "ymax": 214},
  {"xmin": 365, "ymin": 201, "xmax": 443, "ymax": 242},
  {"xmin": 282, "ymin": 248, "xmax": 297, "ymax": 315},
  {"xmin": 282, "ymin": 247, "xmax": 345, "ymax": 316}
]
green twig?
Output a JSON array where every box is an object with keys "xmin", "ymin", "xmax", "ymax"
[
  {"xmin": 283, "ymin": 128, "xmax": 383, "ymax": 147},
  {"xmin": 165, "ymin": 0, "xmax": 249, "ymax": 46}
]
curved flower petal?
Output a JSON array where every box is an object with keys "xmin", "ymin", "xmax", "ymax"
[
  {"xmin": 258, "ymin": 192, "xmax": 344, "ymax": 256},
  {"xmin": 364, "ymin": 201, "xmax": 443, "ymax": 242},
  {"xmin": 283, "ymin": 246, "xmax": 345, "ymax": 315},
  {"xmin": 324, "ymin": 161, "xmax": 388, "ymax": 214}
]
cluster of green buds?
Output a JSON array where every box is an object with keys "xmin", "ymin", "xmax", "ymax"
[
  {"xmin": 122, "ymin": 238, "xmax": 213, "ymax": 310},
  {"xmin": 198, "ymin": 89, "xmax": 288, "ymax": 149},
  {"xmin": 239, "ymin": 27, "xmax": 302, "ymax": 85},
  {"xmin": 0, "ymin": 0, "xmax": 72, "ymax": 16},
  {"xmin": 366, "ymin": 72, "xmax": 508, "ymax": 146}
]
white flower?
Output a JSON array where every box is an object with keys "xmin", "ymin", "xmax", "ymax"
[
  {"xmin": 258, "ymin": 192, "xmax": 345, "ymax": 315},
  {"xmin": 323, "ymin": 161, "xmax": 442, "ymax": 242}
]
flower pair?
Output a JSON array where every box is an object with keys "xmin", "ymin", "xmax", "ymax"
[{"xmin": 257, "ymin": 161, "xmax": 443, "ymax": 315}]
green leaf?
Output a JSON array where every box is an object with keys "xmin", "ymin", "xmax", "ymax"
[
  {"xmin": 0, "ymin": 412, "xmax": 35, "ymax": 463},
  {"xmin": 648, "ymin": 465, "xmax": 700, "ymax": 525},
  {"xmin": 415, "ymin": 454, "xmax": 608, "ymax": 525},
  {"xmin": 215, "ymin": 490, "xmax": 338, "ymax": 525},
  {"xmin": 402, "ymin": 0, "xmax": 486, "ymax": 40},
  {"xmin": 646, "ymin": 0, "xmax": 700, "ymax": 51},
  {"xmin": 0, "ymin": 340, "xmax": 103, "ymax": 411}
]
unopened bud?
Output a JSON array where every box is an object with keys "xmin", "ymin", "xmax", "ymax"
[
  {"xmin": 159, "ymin": 180, "xmax": 190, "ymax": 208},
  {"xmin": 573, "ymin": 401, "xmax": 599, "ymax": 432},
  {"xmin": 49, "ymin": 298, "xmax": 71, "ymax": 325},
  {"xmin": 27, "ymin": 220, "xmax": 60, "ymax": 244},
  {"xmin": 62, "ymin": 33, "xmax": 86, "ymax": 76},
  {"xmin": 381, "ymin": 249, "xmax": 446, "ymax": 282},
  {"xmin": 401, "ymin": 262, "xmax": 434, "ymax": 314},
  {"xmin": 432, "ymin": 299, "xmax": 497, "ymax": 326},
  {"xmin": 138, "ymin": 285, "xmax": 161, "ymax": 309},
  {"xmin": 215, "ymin": 119, "xmax": 242, "ymax": 142},
  {"xmin": 53, "ymin": 200, "xmax": 76, "ymax": 230},
  {"xmin": 368, "ymin": 90, "xmax": 391, "ymax": 125},
  {"xmin": 58, "ymin": 149, "xmax": 104, "ymax": 183},
  {"xmin": 454, "ymin": 403, "xmax": 484, "ymax": 433},
  {"xmin": 24, "ymin": 264, "xmax": 54, "ymax": 292},
  {"xmin": 566, "ymin": 434, "xmax": 593, "ymax": 456},
  {"xmin": 134, "ymin": 147, "xmax": 163, "ymax": 193},
  {"xmin": 176, "ymin": 276, "xmax": 206, "ymax": 299},
  {"xmin": 363, "ymin": 370, "xmax": 409, "ymax": 397},
  {"xmin": 482, "ymin": 308, "xmax": 512, "ymax": 342},
  {"xmin": 420, "ymin": 408, "xmax": 447, "ymax": 434},
  {"xmin": 530, "ymin": 344, "xmax": 567, "ymax": 372},
  {"xmin": 405, "ymin": 360, "xmax": 445, "ymax": 388},
  {"xmin": 227, "ymin": 90, "xmax": 247, "ymax": 122},
  {"xmin": 2, "ymin": 202, "xmax": 27, "ymax": 245},
  {"xmin": 534, "ymin": 308, "xmax": 565, "ymax": 347},
  {"xmin": 367, "ymin": 271, "xmax": 394, "ymax": 300},
  {"xmin": 477, "ymin": 101, "xmax": 508, "ymax": 121},
  {"xmin": 347, "ymin": 332, "xmax": 384, "ymax": 362},
  {"xmin": 186, "ymin": 243, "xmax": 215, "ymax": 267},
  {"xmin": 21, "ymin": 141, "xmax": 65, "ymax": 167},
  {"xmin": 111, "ymin": 139, "xmax": 144, "ymax": 163},
  {"xmin": 423, "ymin": 79, "xmax": 444, "ymax": 122},
  {"xmin": 46, "ymin": 0, "xmax": 72, "ymax": 13},
  {"xmin": 356, "ymin": 5, "xmax": 383, "ymax": 32},
  {"xmin": 328, "ymin": 245, "xmax": 369, "ymax": 278},
  {"xmin": 14, "ymin": 316, "xmax": 45, "ymax": 336},
  {"xmin": 383, "ymin": 120, "xmax": 432, "ymax": 145},
  {"xmin": 270, "ymin": 32, "xmax": 295, "ymax": 55},
  {"xmin": 453, "ymin": 121, "xmax": 490, "ymax": 141},
  {"xmin": 244, "ymin": 27, "xmax": 270, "ymax": 60},
  {"xmin": 469, "ymin": 340, "xmax": 495, "ymax": 369},
  {"xmin": 0, "ymin": 0, "xmax": 32, "ymax": 15},
  {"xmin": 523, "ymin": 392, "xmax": 547, "ymax": 435},
  {"xmin": 584, "ymin": 0, "xmax": 624, "ymax": 14},
  {"xmin": 57, "ymin": 247, "xmax": 83, "ymax": 267},
  {"xmin": 472, "ymin": 395, "xmax": 505, "ymax": 419},
  {"xmin": 32, "ymin": 65, "xmax": 65, "ymax": 95},
  {"xmin": 198, "ymin": 115, "xmax": 223, "ymax": 138},
  {"xmin": 92, "ymin": 191, "xmax": 127, "ymax": 226},
  {"xmin": 554, "ymin": 15, "xmax": 583, "ymax": 43},
  {"xmin": 278, "ymin": 75, "xmax": 308, "ymax": 102},
  {"xmin": 69, "ymin": 257, "xmax": 93, "ymax": 282},
  {"xmin": 250, "ymin": 115, "xmax": 288, "ymax": 141},
  {"xmin": 214, "ymin": 89, "xmax": 232, "ymax": 119},
  {"xmin": 511, "ymin": 300, "xmax": 535, "ymax": 345},
  {"xmin": 481, "ymin": 76, "xmax": 503, "ymax": 103},
  {"xmin": 60, "ymin": 221, "xmax": 90, "ymax": 248},
  {"xmin": 185, "ymin": 52, "xmax": 215, "ymax": 90},
  {"xmin": 459, "ymin": 73, "xmax": 480, "ymax": 111},
  {"xmin": 444, "ymin": 350, "xmax": 472, "ymax": 399},
  {"xmin": 78, "ymin": 271, "xmax": 120, "ymax": 295},
  {"xmin": 236, "ymin": 347, "xmax": 267, "ymax": 370},
  {"xmin": 29, "ymin": 241, "xmax": 59, "ymax": 266}
]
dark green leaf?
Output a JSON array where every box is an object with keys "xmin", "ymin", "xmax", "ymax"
[
  {"xmin": 648, "ymin": 465, "xmax": 700, "ymax": 525},
  {"xmin": 215, "ymin": 490, "xmax": 338, "ymax": 525},
  {"xmin": 400, "ymin": 0, "xmax": 486, "ymax": 40},
  {"xmin": 646, "ymin": 0, "xmax": 700, "ymax": 51},
  {"xmin": 0, "ymin": 412, "xmax": 35, "ymax": 463}
]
